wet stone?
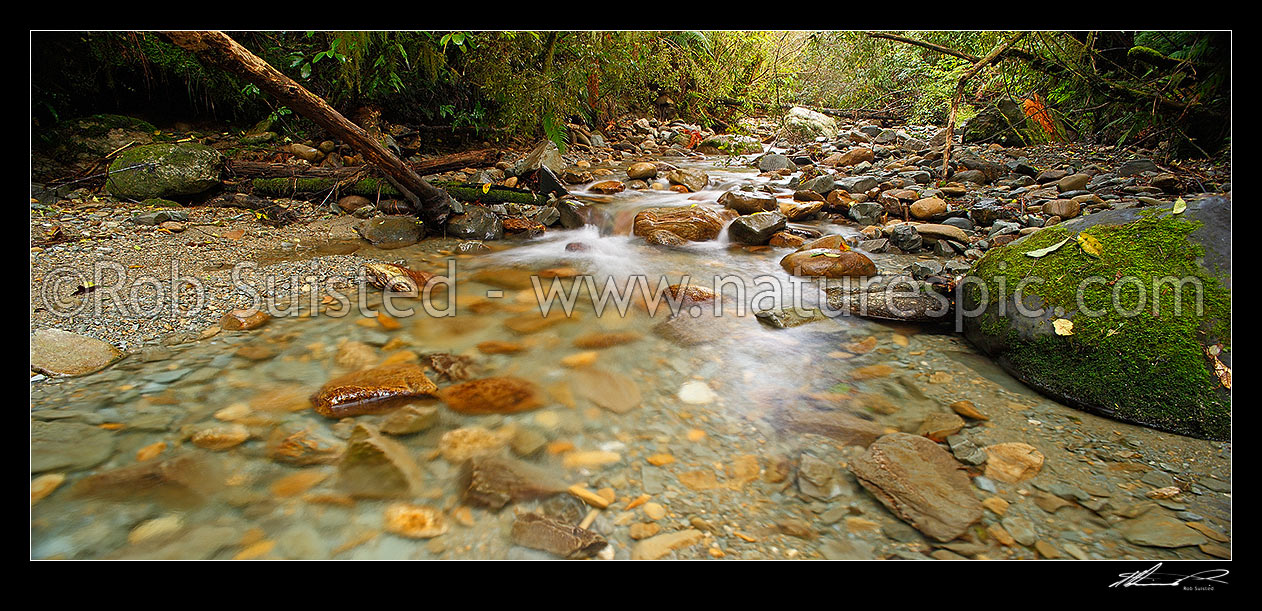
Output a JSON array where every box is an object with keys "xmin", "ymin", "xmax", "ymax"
[
  {"xmin": 337, "ymin": 423, "xmax": 425, "ymax": 499},
  {"xmin": 311, "ymin": 363, "xmax": 438, "ymax": 418},
  {"xmin": 31, "ymin": 421, "xmax": 116, "ymax": 473},
  {"xmin": 849, "ymin": 433, "xmax": 982, "ymax": 542}
]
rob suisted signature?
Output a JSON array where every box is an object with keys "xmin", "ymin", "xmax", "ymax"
[{"xmin": 1110, "ymin": 563, "xmax": 1229, "ymax": 588}]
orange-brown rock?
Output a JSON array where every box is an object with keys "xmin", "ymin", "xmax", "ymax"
[
  {"xmin": 780, "ymin": 249, "xmax": 877, "ymax": 278},
  {"xmin": 220, "ymin": 309, "xmax": 270, "ymax": 330},
  {"xmin": 310, "ymin": 363, "xmax": 438, "ymax": 418},
  {"xmin": 363, "ymin": 262, "xmax": 436, "ymax": 296},
  {"xmin": 663, "ymin": 283, "xmax": 718, "ymax": 308},
  {"xmin": 438, "ymin": 376, "xmax": 545, "ymax": 415},
  {"xmin": 780, "ymin": 200, "xmax": 825, "ymax": 221},
  {"xmin": 632, "ymin": 206, "xmax": 734, "ymax": 242},
  {"xmin": 797, "ymin": 235, "xmax": 851, "ymax": 252},
  {"xmin": 384, "ymin": 503, "xmax": 449, "ymax": 538},
  {"xmin": 477, "ymin": 340, "xmax": 526, "ymax": 354},
  {"xmin": 832, "ymin": 147, "xmax": 875, "ymax": 167},
  {"xmin": 768, "ymin": 231, "xmax": 807, "ymax": 248},
  {"xmin": 589, "ymin": 180, "xmax": 626, "ymax": 194},
  {"xmin": 572, "ymin": 331, "xmax": 642, "ymax": 349},
  {"xmin": 644, "ymin": 229, "xmax": 689, "ymax": 247}
]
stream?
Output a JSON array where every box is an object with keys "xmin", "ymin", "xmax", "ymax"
[{"xmin": 30, "ymin": 154, "xmax": 1231, "ymax": 560}]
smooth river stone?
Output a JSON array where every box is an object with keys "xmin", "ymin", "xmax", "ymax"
[
  {"xmin": 337, "ymin": 423, "xmax": 425, "ymax": 499},
  {"xmin": 30, "ymin": 328, "xmax": 123, "ymax": 376},
  {"xmin": 310, "ymin": 363, "xmax": 437, "ymax": 418},
  {"xmin": 780, "ymin": 248, "xmax": 877, "ymax": 278},
  {"xmin": 849, "ymin": 432, "xmax": 983, "ymax": 542},
  {"xmin": 437, "ymin": 377, "xmax": 545, "ymax": 415},
  {"xmin": 31, "ymin": 420, "xmax": 116, "ymax": 473},
  {"xmin": 632, "ymin": 206, "xmax": 735, "ymax": 242}
]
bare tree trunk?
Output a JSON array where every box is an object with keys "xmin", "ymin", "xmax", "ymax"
[
  {"xmin": 163, "ymin": 31, "xmax": 458, "ymax": 228},
  {"xmin": 940, "ymin": 33, "xmax": 1027, "ymax": 178}
]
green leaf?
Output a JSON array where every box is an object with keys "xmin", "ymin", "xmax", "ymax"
[
  {"xmin": 1025, "ymin": 237, "xmax": 1071, "ymax": 258},
  {"xmin": 542, "ymin": 112, "xmax": 568, "ymax": 155}
]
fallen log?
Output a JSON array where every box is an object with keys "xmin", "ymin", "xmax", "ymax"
[
  {"xmin": 245, "ymin": 177, "xmax": 550, "ymax": 206},
  {"xmin": 226, "ymin": 149, "xmax": 502, "ymax": 179},
  {"xmin": 163, "ymin": 31, "xmax": 458, "ymax": 228},
  {"xmin": 808, "ymin": 106, "xmax": 907, "ymax": 122}
]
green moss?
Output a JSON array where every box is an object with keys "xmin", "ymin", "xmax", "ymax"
[
  {"xmin": 251, "ymin": 177, "xmax": 399, "ymax": 197},
  {"xmin": 250, "ymin": 178, "xmax": 549, "ymax": 205},
  {"xmin": 968, "ymin": 211, "xmax": 1231, "ymax": 439}
]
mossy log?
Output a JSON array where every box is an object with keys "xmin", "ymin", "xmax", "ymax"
[
  {"xmin": 247, "ymin": 177, "xmax": 548, "ymax": 206},
  {"xmin": 226, "ymin": 149, "xmax": 501, "ymax": 179}
]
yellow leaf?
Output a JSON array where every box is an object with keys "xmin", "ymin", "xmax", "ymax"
[
  {"xmin": 1173, "ymin": 197, "xmax": 1186, "ymax": 214},
  {"xmin": 482, "ymin": 183, "xmax": 492, "ymax": 194},
  {"xmin": 1076, "ymin": 233, "xmax": 1103, "ymax": 258},
  {"xmin": 1052, "ymin": 318, "xmax": 1074, "ymax": 336}
]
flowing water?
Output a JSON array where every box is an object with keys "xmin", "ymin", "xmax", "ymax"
[{"xmin": 30, "ymin": 155, "xmax": 1230, "ymax": 560}]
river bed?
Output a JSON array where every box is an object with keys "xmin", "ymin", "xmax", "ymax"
[{"xmin": 30, "ymin": 155, "xmax": 1231, "ymax": 560}]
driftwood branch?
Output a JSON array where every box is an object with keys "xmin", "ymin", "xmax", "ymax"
[
  {"xmin": 807, "ymin": 106, "xmax": 907, "ymax": 121},
  {"xmin": 940, "ymin": 33, "xmax": 1028, "ymax": 177},
  {"xmin": 162, "ymin": 30, "xmax": 458, "ymax": 228},
  {"xmin": 868, "ymin": 32, "xmax": 980, "ymax": 63}
]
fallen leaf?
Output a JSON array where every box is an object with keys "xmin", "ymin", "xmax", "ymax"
[
  {"xmin": 1052, "ymin": 318, "xmax": 1074, "ymax": 336},
  {"xmin": 1025, "ymin": 237, "xmax": 1071, "ymax": 258},
  {"xmin": 1173, "ymin": 197, "xmax": 1186, "ymax": 214},
  {"xmin": 1205, "ymin": 345, "xmax": 1231, "ymax": 389},
  {"xmin": 1076, "ymin": 233, "xmax": 1103, "ymax": 257}
]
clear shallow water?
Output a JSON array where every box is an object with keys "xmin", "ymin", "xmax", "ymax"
[{"xmin": 30, "ymin": 155, "xmax": 1229, "ymax": 560}]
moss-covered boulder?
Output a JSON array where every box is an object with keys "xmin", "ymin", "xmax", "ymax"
[
  {"xmin": 961, "ymin": 197, "xmax": 1231, "ymax": 440},
  {"xmin": 962, "ymin": 99, "xmax": 1034, "ymax": 147},
  {"xmin": 696, "ymin": 135, "xmax": 763, "ymax": 156},
  {"xmin": 778, "ymin": 107, "xmax": 838, "ymax": 143},
  {"xmin": 105, "ymin": 143, "xmax": 224, "ymax": 200}
]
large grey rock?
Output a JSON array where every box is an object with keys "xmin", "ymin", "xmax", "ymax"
[
  {"xmin": 105, "ymin": 143, "xmax": 224, "ymax": 200},
  {"xmin": 889, "ymin": 224, "xmax": 923, "ymax": 251},
  {"xmin": 837, "ymin": 176, "xmax": 879, "ymax": 194},
  {"xmin": 849, "ymin": 202, "xmax": 884, "ymax": 226},
  {"xmin": 356, "ymin": 215, "xmax": 423, "ymax": 249},
  {"xmin": 511, "ymin": 140, "xmax": 564, "ymax": 176},
  {"xmin": 799, "ymin": 174, "xmax": 835, "ymax": 195},
  {"xmin": 779, "ymin": 107, "xmax": 838, "ymax": 142},
  {"xmin": 664, "ymin": 168, "xmax": 710, "ymax": 193},
  {"xmin": 961, "ymin": 98, "xmax": 1028, "ymax": 146},
  {"xmin": 445, "ymin": 205, "xmax": 504, "ymax": 240},
  {"xmin": 1119, "ymin": 513, "xmax": 1209, "ymax": 548},
  {"xmin": 757, "ymin": 154, "xmax": 795, "ymax": 172},
  {"xmin": 728, "ymin": 211, "xmax": 787, "ymax": 245}
]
